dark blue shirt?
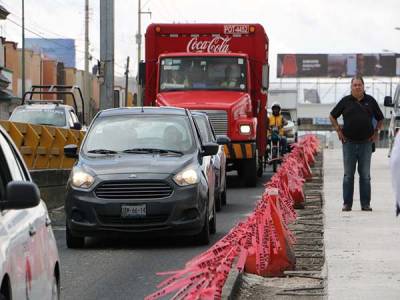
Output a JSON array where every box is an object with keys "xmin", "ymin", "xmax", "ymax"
[{"xmin": 330, "ymin": 94, "xmax": 384, "ymax": 142}]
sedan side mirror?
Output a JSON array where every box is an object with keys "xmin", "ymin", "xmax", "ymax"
[
  {"xmin": 1, "ymin": 181, "xmax": 40, "ymax": 210},
  {"xmin": 384, "ymin": 96, "xmax": 394, "ymax": 107},
  {"xmin": 216, "ymin": 135, "xmax": 231, "ymax": 145},
  {"xmin": 64, "ymin": 144, "xmax": 78, "ymax": 159},
  {"xmin": 202, "ymin": 142, "xmax": 219, "ymax": 156}
]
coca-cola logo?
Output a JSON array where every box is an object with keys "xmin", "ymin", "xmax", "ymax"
[{"xmin": 186, "ymin": 36, "xmax": 231, "ymax": 53}]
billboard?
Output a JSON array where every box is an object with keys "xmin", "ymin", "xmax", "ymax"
[
  {"xmin": 277, "ymin": 53, "xmax": 400, "ymax": 78},
  {"xmin": 26, "ymin": 38, "xmax": 76, "ymax": 68}
]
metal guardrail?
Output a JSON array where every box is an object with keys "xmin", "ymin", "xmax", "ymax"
[{"xmin": 0, "ymin": 120, "xmax": 85, "ymax": 170}]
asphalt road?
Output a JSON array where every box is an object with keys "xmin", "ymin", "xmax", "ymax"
[{"xmin": 54, "ymin": 171, "xmax": 273, "ymax": 300}]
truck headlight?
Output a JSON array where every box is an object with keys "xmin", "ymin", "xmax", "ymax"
[
  {"xmin": 239, "ymin": 124, "xmax": 251, "ymax": 134},
  {"xmin": 173, "ymin": 168, "xmax": 199, "ymax": 186},
  {"xmin": 71, "ymin": 169, "xmax": 95, "ymax": 189}
]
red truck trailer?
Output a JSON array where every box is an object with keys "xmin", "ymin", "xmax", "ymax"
[{"xmin": 143, "ymin": 23, "xmax": 270, "ymax": 186}]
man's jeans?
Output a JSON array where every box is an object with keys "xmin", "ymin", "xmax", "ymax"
[{"xmin": 342, "ymin": 141, "xmax": 373, "ymax": 208}]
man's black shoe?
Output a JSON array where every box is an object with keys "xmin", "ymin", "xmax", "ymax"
[
  {"xmin": 342, "ymin": 205, "xmax": 352, "ymax": 212},
  {"xmin": 361, "ymin": 206, "xmax": 372, "ymax": 211}
]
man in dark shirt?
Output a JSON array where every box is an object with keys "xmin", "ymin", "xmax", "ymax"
[{"xmin": 329, "ymin": 76, "xmax": 384, "ymax": 212}]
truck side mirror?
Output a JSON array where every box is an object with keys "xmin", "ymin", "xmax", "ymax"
[
  {"xmin": 384, "ymin": 96, "xmax": 394, "ymax": 107},
  {"xmin": 262, "ymin": 64, "xmax": 269, "ymax": 91},
  {"xmin": 139, "ymin": 61, "xmax": 146, "ymax": 85},
  {"xmin": 72, "ymin": 122, "xmax": 82, "ymax": 130}
]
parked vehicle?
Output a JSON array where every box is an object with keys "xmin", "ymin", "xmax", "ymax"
[
  {"xmin": 192, "ymin": 112, "xmax": 230, "ymax": 211},
  {"xmin": 384, "ymin": 84, "xmax": 400, "ymax": 157},
  {"xmin": 0, "ymin": 125, "xmax": 60, "ymax": 300},
  {"xmin": 9, "ymin": 85, "xmax": 85, "ymax": 130},
  {"xmin": 64, "ymin": 107, "xmax": 219, "ymax": 248},
  {"xmin": 142, "ymin": 23, "xmax": 270, "ymax": 187},
  {"xmin": 281, "ymin": 110, "xmax": 298, "ymax": 145}
]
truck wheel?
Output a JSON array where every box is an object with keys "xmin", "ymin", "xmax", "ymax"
[
  {"xmin": 257, "ymin": 157, "xmax": 263, "ymax": 177},
  {"xmin": 241, "ymin": 158, "xmax": 257, "ymax": 187}
]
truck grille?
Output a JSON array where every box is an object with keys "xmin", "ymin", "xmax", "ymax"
[
  {"xmin": 95, "ymin": 180, "xmax": 173, "ymax": 200},
  {"xmin": 194, "ymin": 110, "xmax": 228, "ymax": 136}
]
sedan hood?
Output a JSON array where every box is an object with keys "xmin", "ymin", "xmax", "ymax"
[{"xmin": 79, "ymin": 153, "xmax": 195, "ymax": 176}]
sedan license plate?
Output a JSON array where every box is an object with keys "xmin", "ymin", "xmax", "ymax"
[{"xmin": 121, "ymin": 204, "xmax": 146, "ymax": 218}]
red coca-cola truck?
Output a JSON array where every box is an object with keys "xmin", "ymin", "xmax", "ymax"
[{"xmin": 143, "ymin": 23, "xmax": 270, "ymax": 186}]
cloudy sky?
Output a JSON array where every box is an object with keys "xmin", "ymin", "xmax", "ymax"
[{"xmin": 0, "ymin": 0, "xmax": 399, "ymax": 79}]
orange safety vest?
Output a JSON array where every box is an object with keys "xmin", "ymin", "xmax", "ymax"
[{"xmin": 268, "ymin": 115, "xmax": 285, "ymax": 136}]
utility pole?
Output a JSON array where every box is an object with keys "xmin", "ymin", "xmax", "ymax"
[
  {"xmin": 136, "ymin": 0, "xmax": 151, "ymax": 106},
  {"xmin": 84, "ymin": 0, "xmax": 90, "ymax": 120},
  {"xmin": 100, "ymin": 0, "xmax": 114, "ymax": 110},
  {"xmin": 21, "ymin": 0, "xmax": 25, "ymax": 98},
  {"xmin": 124, "ymin": 56, "xmax": 130, "ymax": 107}
]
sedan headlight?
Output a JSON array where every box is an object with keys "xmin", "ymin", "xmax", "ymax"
[
  {"xmin": 71, "ymin": 169, "xmax": 95, "ymax": 189},
  {"xmin": 173, "ymin": 168, "xmax": 199, "ymax": 186},
  {"xmin": 239, "ymin": 124, "xmax": 251, "ymax": 134}
]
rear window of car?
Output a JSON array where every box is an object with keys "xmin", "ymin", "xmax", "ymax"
[
  {"xmin": 10, "ymin": 107, "xmax": 66, "ymax": 127},
  {"xmin": 83, "ymin": 114, "xmax": 196, "ymax": 154}
]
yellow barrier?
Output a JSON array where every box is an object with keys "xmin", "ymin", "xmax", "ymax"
[{"xmin": 0, "ymin": 120, "xmax": 85, "ymax": 170}]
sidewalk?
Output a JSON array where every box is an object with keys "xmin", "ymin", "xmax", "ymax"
[{"xmin": 324, "ymin": 148, "xmax": 400, "ymax": 299}]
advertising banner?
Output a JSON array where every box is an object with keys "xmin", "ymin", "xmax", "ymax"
[{"xmin": 277, "ymin": 53, "xmax": 400, "ymax": 78}]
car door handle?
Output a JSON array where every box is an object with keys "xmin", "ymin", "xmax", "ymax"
[{"xmin": 29, "ymin": 225, "xmax": 36, "ymax": 237}]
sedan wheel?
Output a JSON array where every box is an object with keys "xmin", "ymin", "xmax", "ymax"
[
  {"xmin": 66, "ymin": 224, "xmax": 85, "ymax": 249},
  {"xmin": 210, "ymin": 200, "xmax": 217, "ymax": 234},
  {"xmin": 195, "ymin": 205, "xmax": 210, "ymax": 245},
  {"xmin": 51, "ymin": 274, "xmax": 60, "ymax": 300}
]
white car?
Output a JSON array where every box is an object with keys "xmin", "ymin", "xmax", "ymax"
[
  {"xmin": 0, "ymin": 125, "xmax": 60, "ymax": 300},
  {"xmin": 9, "ymin": 102, "xmax": 83, "ymax": 130}
]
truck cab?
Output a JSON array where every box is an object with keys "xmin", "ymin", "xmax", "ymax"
[{"xmin": 144, "ymin": 24, "xmax": 269, "ymax": 186}]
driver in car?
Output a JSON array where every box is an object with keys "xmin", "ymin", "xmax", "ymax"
[{"xmin": 267, "ymin": 102, "xmax": 288, "ymax": 154}]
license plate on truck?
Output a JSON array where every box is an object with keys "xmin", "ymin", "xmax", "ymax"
[{"xmin": 121, "ymin": 204, "xmax": 146, "ymax": 218}]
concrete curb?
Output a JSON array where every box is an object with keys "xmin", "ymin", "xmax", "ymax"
[{"xmin": 221, "ymin": 268, "xmax": 243, "ymax": 300}]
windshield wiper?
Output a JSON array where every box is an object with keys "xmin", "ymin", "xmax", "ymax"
[
  {"xmin": 122, "ymin": 148, "xmax": 183, "ymax": 155},
  {"xmin": 87, "ymin": 149, "xmax": 118, "ymax": 154}
]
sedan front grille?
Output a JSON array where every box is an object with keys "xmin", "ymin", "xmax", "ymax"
[
  {"xmin": 194, "ymin": 110, "xmax": 228, "ymax": 135},
  {"xmin": 95, "ymin": 180, "xmax": 173, "ymax": 200}
]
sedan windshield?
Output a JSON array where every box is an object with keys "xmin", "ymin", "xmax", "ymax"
[
  {"xmin": 159, "ymin": 56, "xmax": 247, "ymax": 92},
  {"xmin": 10, "ymin": 107, "xmax": 66, "ymax": 127},
  {"xmin": 83, "ymin": 115, "xmax": 195, "ymax": 154}
]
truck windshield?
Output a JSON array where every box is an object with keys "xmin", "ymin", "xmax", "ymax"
[
  {"xmin": 159, "ymin": 56, "xmax": 247, "ymax": 92},
  {"xmin": 10, "ymin": 107, "xmax": 66, "ymax": 127}
]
